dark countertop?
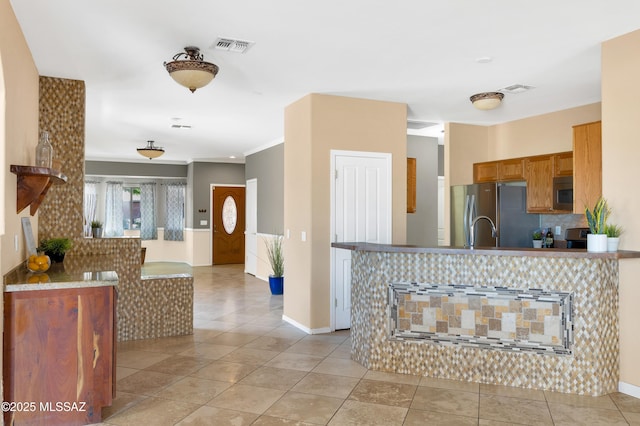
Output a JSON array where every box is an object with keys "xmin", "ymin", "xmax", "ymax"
[
  {"xmin": 332, "ymin": 242, "xmax": 640, "ymax": 259},
  {"xmin": 3, "ymin": 254, "xmax": 118, "ymax": 292}
]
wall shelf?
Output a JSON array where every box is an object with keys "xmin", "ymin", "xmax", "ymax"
[{"xmin": 10, "ymin": 165, "xmax": 67, "ymax": 215}]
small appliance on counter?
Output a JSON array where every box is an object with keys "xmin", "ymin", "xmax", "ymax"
[{"xmin": 565, "ymin": 227, "xmax": 590, "ymax": 249}]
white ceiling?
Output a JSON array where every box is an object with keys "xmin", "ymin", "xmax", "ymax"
[{"xmin": 10, "ymin": 1, "xmax": 640, "ymax": 164}]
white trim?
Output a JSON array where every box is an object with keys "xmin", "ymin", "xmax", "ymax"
[
  {"xmin": 282, "ymin": 315, "xmax": 331, "ymax": 335},
  {"xmin": 243, "ymin": 137, "xmax": 284, "ymax": 157},
  {"xmin": 619, "ymin": 381, "xmax": 640, "ymax": 399}
]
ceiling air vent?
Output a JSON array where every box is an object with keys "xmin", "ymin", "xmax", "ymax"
[
  {"xmin": 501, "ymin": 84, "xmax": 534, "ymax": 94},
  {"xmin": 171, "ymin": 124, "xmax": 192, "ymax": 129},
  {"xmin": 213, "ymin": 37, "xmax": 254, "ymax": 54}
]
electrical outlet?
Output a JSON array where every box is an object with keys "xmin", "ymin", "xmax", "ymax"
[
  {"xmin": 14, "ymin": 235, "xmax": 19, "ymax": 252},
  {"xmin": 555, "ymin": 226, "xmax": 562, "ymax": 235}
]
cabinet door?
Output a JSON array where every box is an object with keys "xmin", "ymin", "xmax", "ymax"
[
  {"xmin": 498, "ymin": 158, "xmax": 525, "ymax": 181},
  {"xmin": 473, "ymin": 161, "xmax": 498, "ymax": 183},
  {"xmin": 553, "ymin": 151, "xmax": 573, "ymax": 177},
  {"xmin": 573, "ymin": 121, "xmax": 602, "ymax": 212},
  {"xmin": 525, "ymin": 155, "xmax": 554, "ymax": 213},
  {"xmin": 407, "ymin": 158, "xmax": 416, "ymax": 213},
  {"xmin": 3, "ymin": 286, "xmax": 114, "ymax": 425}
]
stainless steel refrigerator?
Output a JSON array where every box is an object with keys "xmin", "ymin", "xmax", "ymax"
[{"xmin": 450, "ymin": 182, "xmax": 540, "ymax": 248}]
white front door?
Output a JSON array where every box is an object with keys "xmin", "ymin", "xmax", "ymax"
[
  {"xmin": 245, "ymin": 179, "xmax": 257, "ymax": 275},
  {"xmin": 332, "ymin": 151, "xmax": 392, "ymax": 330}
]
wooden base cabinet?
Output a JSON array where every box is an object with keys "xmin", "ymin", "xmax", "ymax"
[{"xmin": 3, "ymin": 286, "xmax": 115, "ymax": 426}]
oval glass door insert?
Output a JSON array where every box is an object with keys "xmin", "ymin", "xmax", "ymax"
[{"xmin": 222, "ymin": 195, "xmax": 238, "ymax": 234}]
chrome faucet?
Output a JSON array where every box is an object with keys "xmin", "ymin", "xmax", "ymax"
[{"xmin": 469, "ymin": 215, "xmax": 498, "ymax": 248}]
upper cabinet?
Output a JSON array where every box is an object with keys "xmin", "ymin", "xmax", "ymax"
[
  {"xmin": 573, "ymin": 121, "xmax": 602, "ymax": 212},
  {"xmin": 498, "ymin": 158, "xmax": 525, "ymax": 181},
  {"xmin": 525, "ymin": 155, "xmax": 554, "ymax": 213},
  {"xmin": 473, "ymin": 161, "xmax": 499, "ymax": 183},
  {"xmin": 553, "ymin": 152, "xmax": 574, "ymax": 177}
]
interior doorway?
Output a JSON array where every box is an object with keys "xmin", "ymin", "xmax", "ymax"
[
  {"xmin": 331, "ymin": 150, "xmax": 392, "ymax": 330},
  {"xmin": 212, "ymin": 186, "xmax": 246, "ymax": 265}
]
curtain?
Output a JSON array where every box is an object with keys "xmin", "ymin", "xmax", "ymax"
[
  {"xmin": 140, "ymin": 183, "xmax": 157, "ymax": 240},
  {"xmin": 83, "ymin": 181, "xmax": 98, "ymax": 237},
  {"xmin": 165, "ymin": 182, "xmax": 185, "ymax": 241},
  {"xmin": 105, "ymin": 181, "xmax": 124, "ymax": 237}
]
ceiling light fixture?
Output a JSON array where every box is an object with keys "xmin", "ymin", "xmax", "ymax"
[
  {"xmin": 164, "ymin": 46, "xmax": 219, "ymax": 93},
  {"xmin": 470, "ymin": 92, "xmax": 504, "ymax": 110},
  {"xmin": 137, "ymin": 140, "xmax": 165, "ymax": 160}
]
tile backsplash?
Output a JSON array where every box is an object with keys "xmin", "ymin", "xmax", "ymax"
[{"xmin": 540, "ymin": 213, "xmax": 587, "ymax": 239}]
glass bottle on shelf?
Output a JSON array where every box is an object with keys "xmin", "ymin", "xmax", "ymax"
[
  {"xmin": 545, "ymin": 229, "xmax": 554, "ymax": 248},
  {"xmin": 35, "ymin": 131, "xmax": 53, "ymax": 168}
]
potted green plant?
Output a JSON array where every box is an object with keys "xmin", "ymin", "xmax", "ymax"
[
  {"xmin": 532, "ymin": 230, "xmax": 543, "ymax": 248},
  {"xmin": 91, "ymin": 220, "xmax": 103, "ymax": 238},
  {"xmin": 38, "ymin": 237, "xmax": 73, "ymax": 263},
  {"xmin": 585, "ymin": 197, "xmax": 610, "ymax": 252},
  {"xmin": 605, "ymin": 223, "xmax": 622, "ymax": 252},
  {"xmin": 265, "ymin": 235, "xmax": 284, "ymax": 295}
]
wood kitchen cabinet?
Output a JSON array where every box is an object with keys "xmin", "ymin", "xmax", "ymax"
[
  {"xmin": 473, "ymin": 161, "xmax": 499, "ymax": 183},
  {"xmin": 573, "ymin": 121, "xmax": 602, "ymax": 212},
  {"xmin": 407, "ymin": 158, "xmax": 416, "ymax": 213},
  {"xmin": 525, "ymin": 154, "xmax": 559, "ymax": 213},
  {"xmin": 3, "ymin": 285, "xmax": 116, "ymax": 425},
  {"xmin": 498, "ymin": 158, "xmax": 526, "ymax": 181},
  {"xmin": 553, "ymin": 151, "xmax": 573, "ymax": 177}
]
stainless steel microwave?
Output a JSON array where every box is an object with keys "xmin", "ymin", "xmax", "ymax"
[{"xmin": 553, "ymin": 176, "xmax": 573, "ymax": 211}]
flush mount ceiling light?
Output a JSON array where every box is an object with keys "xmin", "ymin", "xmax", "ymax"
[
  {"xmin": 164, "ymin": 46, "xmax": 219, "ymax": 93},
  {"xmin": 470, "ymin": 92, "xmax": 505, "ymax": 110},
  {"xmin": 137, "ymin": 140, "xmax": 164, "ymax": 160}
]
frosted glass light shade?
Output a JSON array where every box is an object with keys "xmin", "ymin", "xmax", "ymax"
[
  {"xmin": 164, "ymin": 47, "xmax": 219, "ymax": 93},
  {"xmin": 470, "ymin": 92, "xmax": 504, "ymax": 110}
]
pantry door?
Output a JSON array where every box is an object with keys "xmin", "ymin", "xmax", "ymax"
[
  {"xmin": 212, "ymin": 186, "xmax": 245, "ymax": 265},
  {"xmin": 332, "ymin": 151, "xmax": 392, "ymax": 330}
]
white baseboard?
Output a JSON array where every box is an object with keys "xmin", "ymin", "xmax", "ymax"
[
  {"xmin": 282, "ymin": 315, "xmax": 332, "ymax": 335},
  {"xmin": 619, "ymin": 381, "xmax": 640, "ymax": 398}
]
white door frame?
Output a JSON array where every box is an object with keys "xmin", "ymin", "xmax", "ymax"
[
  {"xmin": 245, "ymin": 178, "xmax": 258, "ymax": 275},
  {"xmin": 330, "ymin": 149, "xmax": 392, "ymax": 331}
]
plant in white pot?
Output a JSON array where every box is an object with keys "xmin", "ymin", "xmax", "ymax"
[
  {"xmin": 91, "ymin": 220, "xmax": 103, "ymax": 238},
  {"xmin": 605, "ymin": 223, "xmax": 623, "ymax": 252},
  {"xmin": 265, "ymin": 234, "xmax": 284, "ymax": 295},
  {"xmin": 585, "ymin": 197, "xmax": 610, "ymax": 252},
  {"xmin": 532, "ymin": 230, "xmax": 543, "ymax": 248}
]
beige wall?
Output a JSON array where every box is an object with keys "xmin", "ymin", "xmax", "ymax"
[
  {"xmin": 1, "ymin": 0, "xmax": 39, "ymax": 274},
  {"xmin": 488, "ymin": 103, "xmax": 601, "ymax": 159},
  {"xmin": 602, "ymin": 29, "xmax": 640, "ymax": 389},
  {"xmin": 284, "ymin": 94, "xmax": 407, "ymax": 331}
]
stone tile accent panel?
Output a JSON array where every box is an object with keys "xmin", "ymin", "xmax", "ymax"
[
  {"xmin": 34, "ymin": 76, "xmax": 193, "ymax": 342},
  {"xmin": 390, "ymin": 283, "xmax": 573, "ymax": 354},
  {"xmin": 350, "ymin": 251, "xmax": 619, "ymax": 396},
  {"xmin": 38, "ymin": 77, "xmax": 85, "ymax": 240}
]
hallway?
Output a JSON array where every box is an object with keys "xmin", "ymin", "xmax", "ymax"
[{"xmin": 101, "ymin": 264, "xmax": 640, "ymax": 425}]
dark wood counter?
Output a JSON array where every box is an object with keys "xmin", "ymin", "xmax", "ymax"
[{"xmin": 332, "ymin": 242, "xmax": 640, "ymax": 259}]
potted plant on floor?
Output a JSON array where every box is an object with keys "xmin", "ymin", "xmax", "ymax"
[
  {"xmin": 91, "ymin": 220, "xmax": 103, "ymax": 238},
  {"xmin": 265, "ymin": 234, "xmax": 284, "ymax": 295},
  {"xmin": 38, "ymin": 237, "xmax": 73, "ymax": 263},
  {"xmin": 605, "ymin": 223, "xmax": 623, "ymax": 252},
  {"xmin": 585, "ymin": 197, "xmax": 610, "ymax": 252}
]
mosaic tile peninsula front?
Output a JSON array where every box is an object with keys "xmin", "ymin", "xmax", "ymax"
[{"xmin": 350, "ymin": 250, "xmax": 619, "ymax": 396}]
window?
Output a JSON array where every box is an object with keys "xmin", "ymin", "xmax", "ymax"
[{"xmin": 123, "ymin": 186, "xmax": 141, "ymax": 230}]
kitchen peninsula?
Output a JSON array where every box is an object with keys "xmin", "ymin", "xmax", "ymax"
[{"xmin": 333, "ymin": 243, "xmax": 640, "ymax": 396}]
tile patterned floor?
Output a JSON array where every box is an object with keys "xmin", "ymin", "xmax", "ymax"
[{"xmin": 98, "ymin": 264, "xmax": 640, "ymax": 425}]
